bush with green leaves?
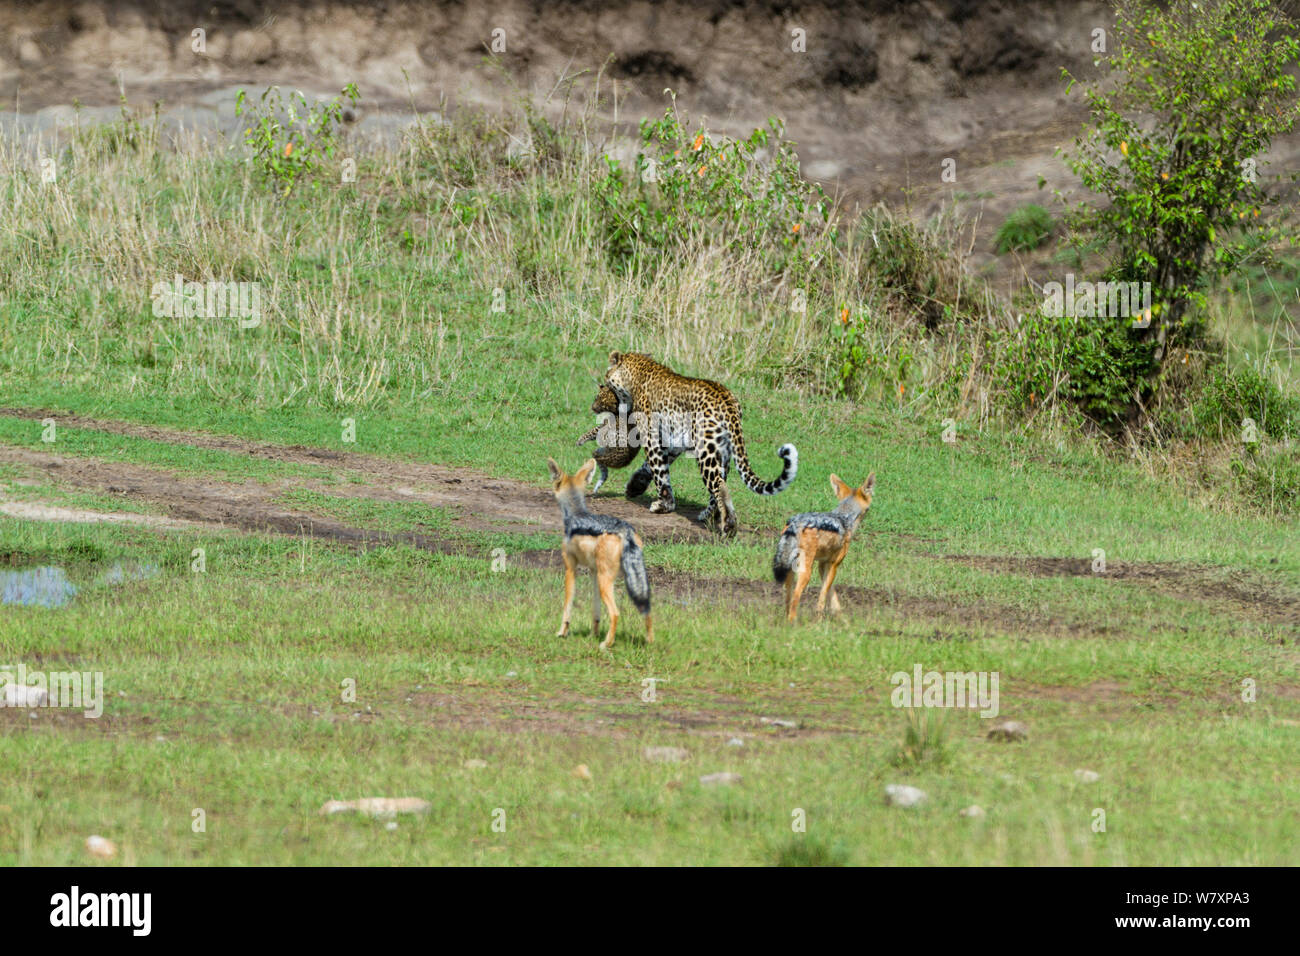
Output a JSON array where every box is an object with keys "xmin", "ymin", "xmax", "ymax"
[
  {"xmin": 996, "ymin": 307, "xmax": 1160, "ymax": 425},
  {"xmin": 235, "ymin": 84, "xmax": 360, "ymax": 196},
  {"xmin": 595, "ymin": 103, "xmax": 833, "ymax": 279},
  {"xmin": 994, "ymin": 204, "xmax": 1054, "ymax": 254},
  {"xmin": 1057, "ymin": 0, "xmax": 1300, "ymax": 424},
  {"xmin": 1191, "ymin": 361, "xmax": 1300, "ymax": 441}
]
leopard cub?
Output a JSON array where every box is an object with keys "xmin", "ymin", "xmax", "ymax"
[{"xmin": 575, "ymin": 382, "xmax": 640, "ymax": 493}]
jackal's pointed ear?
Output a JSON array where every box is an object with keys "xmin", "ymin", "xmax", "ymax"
[
  {"xmin": 547, "ymin": 458, "xmax": 563, "ymax": 483},
  {"xmin": 608, "ymin": 350, "xmax": 623, "ymax": 366},
  {"xmin": 829, "ymin": 473, "xmax": 851, "ymax": 499},
  {"xmin": 576, "ymin": 458, "xmax": 597, "ymax": 485},
  {"xmin": 862, "ymin": 473, "xmax": 876, "ymax": 494}
]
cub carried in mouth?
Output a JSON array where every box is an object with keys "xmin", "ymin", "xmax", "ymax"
[
  {"xmin": 575, "ymin": 382, "xmax": 640, "ymax": 494},
  {"xmin": 599, "ymin": 350, "xmax": 798, "ymax": 535}
]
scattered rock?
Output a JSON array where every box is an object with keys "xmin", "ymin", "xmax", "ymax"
[
  {"xmin": 572, "ymin": 764, "xmax": 592, "ymax": 781},
  {"xmin": 319, "ymin": 797, "xmax": 431, "ymax": 818},
  {"xmin": 699, "ymin": 772, "xmax": 742, "ymax": 787},
  {"xmin": 760, "ymin": 717, "xmax": 799, "ymax": 729},
  {"xmin": 959, "ymin": 805, "xmax": 986, "ymax": 818},
  {"xmin": 85, "ymin": 835, "xmax": 117, "ymax": 859},
  {"xmin": 642, "ymin": 746, "xmax": 690, "ymax": 764},
  {"xmin": 987, "ymin": 720, "xmax": 1028, "ymax": 742},
  {"xmin": 463, "ymin": 758, "xmax": 487, "ymax": 770},
  {"xmin": 1074, "ymin": 769, "xmax": 1100, "ymax": 783},
  {"xmin": 384, "ymin": 821, "xmax": 399, "ymax": 832},
  {"xmin": 17, "ymin": 39, "xmax": 42, "ymax": 66},
  {"xmin": 884, "ymin": 784, "xmax": 928, "ymax": 808},
  {"xmin": 228, "ymin": 29, "xmax": 275, "ymax": 65},
  {"xmin": 726, "ymin": 737, "xmax": 745, "ymax": 747}
]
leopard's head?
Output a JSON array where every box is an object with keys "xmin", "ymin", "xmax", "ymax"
[{"xmin": 603, "ymin": 350, "xmax": 654, "ymax": 402}]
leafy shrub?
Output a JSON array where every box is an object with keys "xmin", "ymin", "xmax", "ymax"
[
  {"xmin": 235, "ymin": 84, "xmax": 359, "ymax": 196},
  {"xmin": 996, "ymin": 308, "xmax": 1159, "ymax": 427},
  {"xmin": 994, "ymin": 204, "xmax": 1054, "ymax": 254},
  {"xmin": 1058, "ymin": 0, "xmax": 1300, "ymax": 422},
  {"xmin": 1191, "ymin": 362, "xmax": 1300, "ymax": 441},
  {"xmin": 595, "ymin": 104, "xmax": 833, "ymax": 278}
]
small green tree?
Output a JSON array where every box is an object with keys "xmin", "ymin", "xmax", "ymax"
[
  {"xmin": 235, "ymin": 84, "xmax": 360, "ymax": 196},
  {"xmin": 1058, "ymin": 0, "xmax": 1300, "ymax": 424}
]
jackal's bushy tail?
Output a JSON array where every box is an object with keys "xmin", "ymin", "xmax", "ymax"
[
  {"xmin": 621, "ymin": 533, "xmax": 651, "ymax": 614},
  {"xmin": 772, "ymin": 526, "xmax": 800, "ymax": 583}
]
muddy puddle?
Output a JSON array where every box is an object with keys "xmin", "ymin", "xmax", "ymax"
[{"xmin": 0, "ymin": 561, "xmax": 158, "ymax": 608}]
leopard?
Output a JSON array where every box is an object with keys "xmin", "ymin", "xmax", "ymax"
[
  {"xmin": 599, "ymin": 350, "xmax": 798, "ymax": 534},
  {"xmin": 575, "ymin": 382, "xmax": 640, "ymax": 493}
]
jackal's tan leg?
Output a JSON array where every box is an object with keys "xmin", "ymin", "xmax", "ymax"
[
  {"xmin": 557, "ymin": 554, "xmax": 576, "ymax": 637},
  {"xmin": 818, "ymin": 557, "xmax": 844, "ymax": 614},
  {"xmin": 597, "ymin": 565, "xmax": 620, "ymax": 649},
  {"xmin": 591, "ymin": 573, "xmax": 601, "ymax": 637},
  {"xmin": 642, "ymin": 612, "xmax": 653, "ymax": 644},
  {"xmin": 787, "ymin": 557, "xmax": 815, "ymax": 622}
]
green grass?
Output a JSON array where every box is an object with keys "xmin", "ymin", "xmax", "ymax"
[
  {"xmin": 0, "ymin": 444, "xmax": 1295, "ymax": 864},
  {"xmin": 993, "ymin": 204, "xmax": 1055, "ymax": 254},
  {"xmin": 0, "ymin": 98, "xmax": 1296, "ymax": 866}
]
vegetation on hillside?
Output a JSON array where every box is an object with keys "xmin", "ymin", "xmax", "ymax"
[{"xmin": 0, "ymin": 0, "xmax": 1295, "ymax": 515}]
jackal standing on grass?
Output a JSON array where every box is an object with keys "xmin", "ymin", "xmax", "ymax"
[
  {"xmin": 548, "ymin": 458, "xmax": 653, "ymax": 649},
  {"xmin": 772, "ymin": 473, "xmax": 875, "ymax": 621}
]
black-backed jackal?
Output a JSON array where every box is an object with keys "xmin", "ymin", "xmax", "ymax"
[
  {"xmin": 548, "ymin": 457, "xmax": 653, "ymax": 649},
  {"xmin": 772, "ymin": 473, "xmax": 875, "ymax": 621}
]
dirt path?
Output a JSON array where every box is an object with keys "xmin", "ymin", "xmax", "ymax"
[
  {"xmin": 1, "ymin": 409, "xmax": 1296, "ymax": 634},
  {"xmin": 0, "ymin": 407, "xmax": 715, "ymax": 543}
]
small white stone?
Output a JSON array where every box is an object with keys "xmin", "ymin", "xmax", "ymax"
[
  {"xmin": 320, "ymin": 797, "xmax": 431, "ymax": 817},
  {"xmin": 1074, "ymin": 769, "xmax": 1101, "ymax": 783},
  {"xmin": 884, "ymin": 784, "xmax": 928, "ymax": 808},
  {"xmin": 85, "ymin": 835, "xmax": 117, "ymax": 859},
  {"xmin": 761, "ymin": 717, "xmax": 799, "ymax": 729},
  {"xmin": 960, "ymin": 805, "xmax": 986, "ymax": 818},
  {"xmin": 699, "ymin": 772, "xmax": 742, "ymax": 787},
  {"xmin": 642, "ymin": 746, "xmax": 690, "ymax": 764},
  {"xmin": 463, "ymin": 758, "xmax": 487, "ymax": 770},
  {"xmin": 726, "ymin": 737, "xmax": 745, "ymax": 747}
]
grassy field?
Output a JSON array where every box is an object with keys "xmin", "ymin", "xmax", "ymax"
[{"xmin": 0, "ymin": 98, "xmax": 1297, "ymax": 866}]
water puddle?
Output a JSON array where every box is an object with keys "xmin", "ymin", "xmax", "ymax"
[{"xmin": 0, "ymin": 561, "xmax": 158, "ymax": 608}]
